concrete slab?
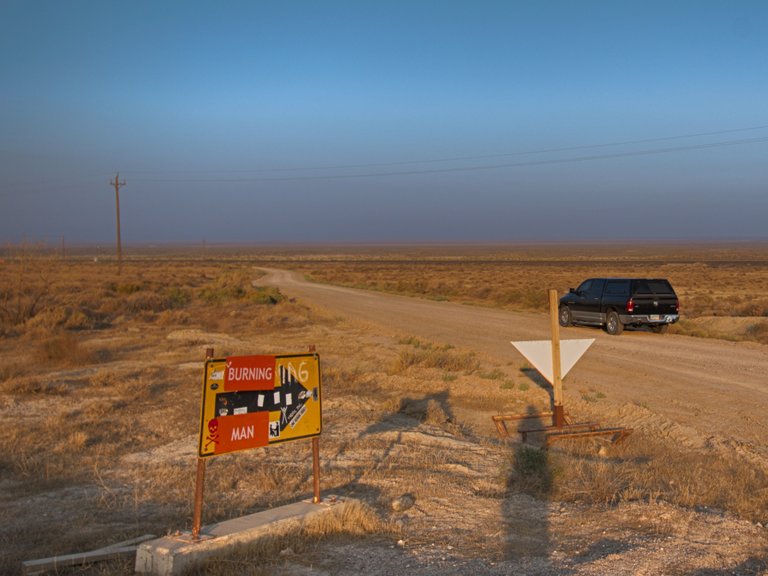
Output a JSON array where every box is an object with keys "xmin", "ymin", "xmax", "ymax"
[{"xmin": 135, "ymin": 496, "xmax": 351, "ymax": 576}]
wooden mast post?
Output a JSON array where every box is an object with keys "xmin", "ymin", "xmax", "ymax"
[{"xmin": 549, "ymin": 289, "xmax": 565, "ymax": 428}]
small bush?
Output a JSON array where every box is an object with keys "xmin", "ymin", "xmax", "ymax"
[
  {"xmin": 23, "ymin": 305, "xmax": 102, "ymax": 332},
  {"xmin": 391, "ymin": 346, "xmax": 478, "ymax": 373},
  {"xmin": 495, "ymin": 288, "xmax": 548, "ymax": 311},
  {"xmin": 425, "ymin": 399, "xmax": 450, "ymax": 425},
  {"xmin": 200, "ymin": 285, "xmax": 244, "ymax": 304},
  {"xmin": 156, "ymin": 309, "xmax": 191, "ymax": 326},
  {"xmin": 1, "ymin": 376, "xmax": 68, "ymax": 395},
  {"xmin": 746, "ymin": 322, "xmax": 768, "ymax": 344},
  {"xmin": 0, "ymin": 259, "xmax": 51, "ymax": 333},
  {"xmin": 508, "ymin": 445, "xmax": 554, "ymax": 496},
  {"xmin": 115, "ymin": 282, "xmax": 142, "ymax": 295},
  {"xmin": 250, "ymin": 286, "xmax": 284, "ymax": 305},
  {"xmin": 124, "ymin": 292, "xmax": 173, "ymax": 314},
  {"xmin": 196, "ymin": 270, "xmax": 262, "ymax": 305},
  {"xmin": 321, "ymin": 364, "xmax": 367, "ymax": 394},
  {"xmin": 90, "ymin": 370, "xmax": 117, "ymax": 388},
  {"xmin": 62, "ymin": 307, "xmax": 100, "ymax": 330},
  {"xmin": 398, "ymin": 335, "xmax": 432, "ymax": 349},
  {"xmin": 166, "ymin": 287, "xmax": 191, "ymax": 308},
  {"xmin": 515, "ymin": 445, "xmax": 549, "ymax": 477},
  {"xmin": 39, "ymin": 333, "xmax": 92, "ymax": 366}
]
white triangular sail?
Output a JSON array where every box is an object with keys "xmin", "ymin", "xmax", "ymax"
[{"xmin": 510, "ymin": 339, "xmax": 595, "ymax": 385}]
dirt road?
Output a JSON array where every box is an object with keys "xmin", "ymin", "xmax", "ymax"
[{"xmin": 262, "ymin": 268, "xmax": 768, "ymax": 466}]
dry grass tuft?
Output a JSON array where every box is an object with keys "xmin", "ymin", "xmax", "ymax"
[
  {"xmin": 391, "ymin": 344, "xmax": 479, "ymax": 374},
  {"xmin": 193, "ymin": 500, "xmax": 395, "ymax": 576},
  {"xmin": 38, "ymin": 332, "xmax": 93, "ymax": 366},
  {"xmin": 1, "ymin": 375, "xmax": 68, "ymax": 396},
  {"xmin": 505, "ymin": 434, "xmax": 768, "ymax": 523},
  {"xmin": 0, "ymin": 251, "xmax": 54, "ymax": 335},
  {"xmin": 425, "ymin": 398, "xmax": 451, "ymax": 426},
  {"xmin": 746, "ymin": 322, "xmax": 768, "ymax": 344},
  {"xmin": 505, "ymin": 445, "xmax": 555, "ymax": 497},
  {"xmin": 305, "ymin": 499, "xmax": 393, "ymax": 537},
  {"xmin": 321, "ymin": 363, "xmax": 368, "ymax": 394}
]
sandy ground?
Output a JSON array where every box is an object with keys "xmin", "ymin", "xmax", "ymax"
[{"xmin": 257, "ymin": 268, "xmax": 768, "ymax": 575}]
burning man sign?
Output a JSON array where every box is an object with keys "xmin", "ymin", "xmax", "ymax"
[{"xmin": 198, "ymin": 353, "xmax": 321, "ymax": 458}]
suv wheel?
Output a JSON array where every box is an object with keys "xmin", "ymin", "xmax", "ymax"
[
  {"xmin": 651, "ymin": 324, "xmax": 669, "ymax": 334},
  {"xmin": 605, "ymin": 311, "xmax": 624, "ymax": 335},
  {"xmin": 558, "ymin": 306, "xmax": 572, "ymax": 327}
]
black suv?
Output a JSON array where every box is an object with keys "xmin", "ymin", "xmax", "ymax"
[{"xmin": 559, "ymin": 278, "xmax": 679, "ymax": 335}]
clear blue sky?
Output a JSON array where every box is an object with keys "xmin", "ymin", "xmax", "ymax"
[{"xmin": 1, "ymin": 1, "xmax": 766, "ymax": 244}]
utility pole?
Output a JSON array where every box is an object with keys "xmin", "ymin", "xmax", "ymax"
[{"xmin": 110, "ymin": 172, "xmax": 126, "ymax": 274}]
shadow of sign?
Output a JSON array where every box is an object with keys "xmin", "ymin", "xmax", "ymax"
[{"xmin": 520, "ymin": 366, "xmax": 555, "ymax": 412}]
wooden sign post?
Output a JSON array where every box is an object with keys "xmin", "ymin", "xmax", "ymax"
[
  {"xmin": 549, "ymin": 289, "xmax": 565, "ymax": 427},
  {"xmin": 192, "ymin": 347, "xmax": 215, "ymax": 540}
]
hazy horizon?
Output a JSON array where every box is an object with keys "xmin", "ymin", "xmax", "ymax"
[{"xmin": 2, "ymin": 2, "xmax": 767, "ymax": 245}]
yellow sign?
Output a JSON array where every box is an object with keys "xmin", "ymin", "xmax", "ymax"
[{"xmin": 198, "ymin": 353, "xmax": 321, "ymax": 458}]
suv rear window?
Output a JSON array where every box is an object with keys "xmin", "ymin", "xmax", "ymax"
[
  {"xmin": 647, "ymin": 280, "xmax": 674, "ymax": 294},
  {"xmin": 605, "ymin": 280, "xmax": 630, "ymax": 296},
  {"xmin": 633, "ymin": 279, "xmax": 674, "ymax": 295}
]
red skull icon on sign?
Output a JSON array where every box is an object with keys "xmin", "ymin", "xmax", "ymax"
[{"xmin": 205, "ymin": 418, "xmax": 220, "ymax": 451}]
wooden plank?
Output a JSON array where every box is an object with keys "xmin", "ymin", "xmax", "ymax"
[
  {"xmin": 520, "ymin": 422, "xmax": 600, "ymax": 443},
  {"xmin": 493, "ymin": 418, "xmax": 509, "ymax": 437},
  {"xmin": 545, "ymin": 427, "xmax": 633, "ymax": 446},
  {"xmin": 493, "ymin": 412, "xmax": 555, "ymax": 422},
  {"xmin": 22, "ymin": 535, "xmax": 156, "ymax": 576},
  {"xmin": 95, "ymin": 534, "xmax": 157, "ymax": 552},
  {"xmin": 22, "ymin": 547, "xmax": 136, "ymax": 575},
  {"xmin": 492, "ymin": 412, "xmax": 572, "ymax": 438}
]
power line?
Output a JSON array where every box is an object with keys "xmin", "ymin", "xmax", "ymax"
[
  {"xmin": 131, "ymin": 135, "xmax": 768, "ymax": 184},
  {"xmin": 127, "ymin": 123, "xmax": 768, "ymax": 175}
]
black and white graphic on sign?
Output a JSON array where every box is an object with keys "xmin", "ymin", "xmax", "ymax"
[
  {"xmin": 290, "ymin": 404, "xmax": 307, "ymax": 428},
  {"xmin": 280, "ymin": 405, "xmax": 288, "ymax": 425},
  {"xmin": 212, "ymin": 364, "xmax": 316, "ymax": 435},
  {"xmin": 278, "ymin": 365, "xmax": 314, "ymax": 432}
]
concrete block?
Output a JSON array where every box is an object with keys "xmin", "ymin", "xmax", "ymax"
[{"xmin": 135, "ymin": 496, "xmax": 350, "ymax": 575}]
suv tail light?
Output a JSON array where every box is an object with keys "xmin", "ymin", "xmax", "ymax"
[
  {"xmin": 626, "ymin": 298, "xmax": 635, "ymax": 314},
  {"xmin": 675, "ymin": 298, "xmax": 680, "ymax": 313}
]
